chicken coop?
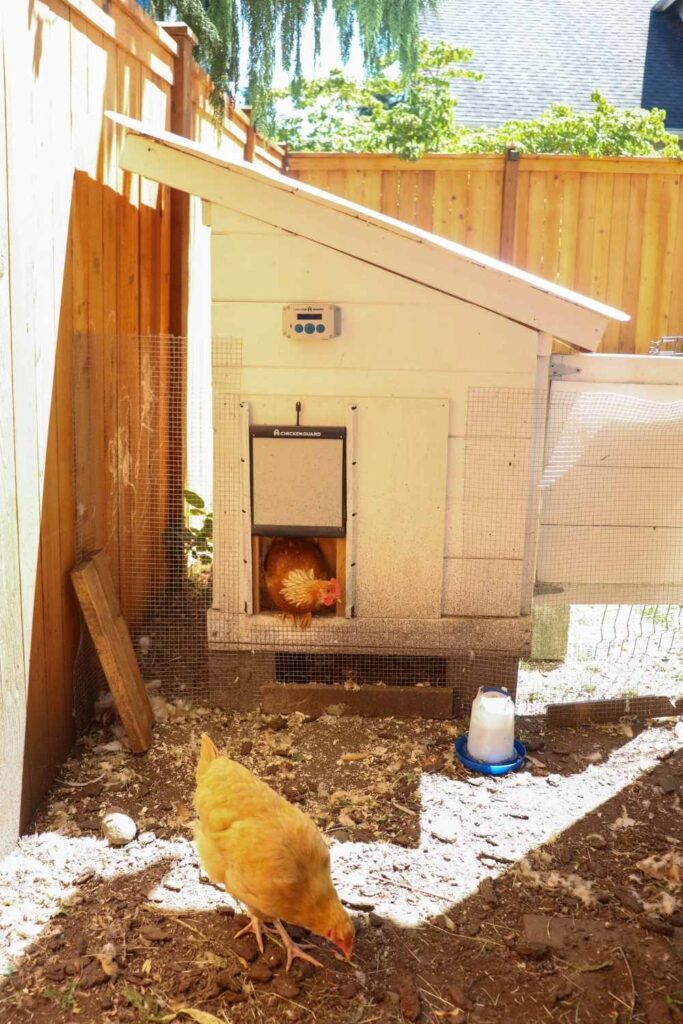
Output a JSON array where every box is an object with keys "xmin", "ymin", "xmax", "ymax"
[{"xmin": 116, "ymin": 115, "xmax": 629, "ymax": 717}]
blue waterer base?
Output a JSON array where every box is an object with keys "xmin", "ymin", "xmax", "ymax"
[{"xmin": 454, "ymin": 735, "xmax": 527, "ymax": 776}]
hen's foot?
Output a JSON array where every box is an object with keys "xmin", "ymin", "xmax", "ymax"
[
  {"xmin": 273, "ymin": 919, "xmax": 324, "ymax": 972},
  {"xmin": 234, "ymin": 914, "xmax": 265, "ymax": 954},
  {"xmin": 296, "ymin": 613, "xmax": 312, "ymax": 630}
]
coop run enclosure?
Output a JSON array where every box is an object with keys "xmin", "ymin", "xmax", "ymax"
[
  {"xmin": 70, "ymin": 116, "xmax": 683, "ymax": 727},
  {"xmin": 72, "ymin": 332, "xmax": 683, "ymax": 729}
]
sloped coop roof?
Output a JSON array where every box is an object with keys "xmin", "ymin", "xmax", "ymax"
[{"xmin": 110, "ymin": 113, "xmax": 627, "ymax": 351}]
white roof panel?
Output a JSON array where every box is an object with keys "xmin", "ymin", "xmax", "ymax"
[{"xmin": 109, "ymin": 112, "xmax": 628, "ymax": 350}]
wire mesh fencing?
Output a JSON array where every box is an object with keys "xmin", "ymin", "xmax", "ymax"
[
  {"xmin": 71, "ymin": 333, "xmax": 683, "ymax": 730},
  {"xmin": 518, "ymin": 382, "xmax": 683, "ymax": 716}
]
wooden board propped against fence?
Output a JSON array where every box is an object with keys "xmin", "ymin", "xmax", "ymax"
[{"xmin": 71, "ymin": 552, "xmax": 154, "ymax": 752}]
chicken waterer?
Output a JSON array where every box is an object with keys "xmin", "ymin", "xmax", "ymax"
[{"xmin": 455, "ymin": 686, "xmax": 526, "ymax": 776}]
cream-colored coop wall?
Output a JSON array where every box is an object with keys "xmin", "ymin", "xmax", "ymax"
[{"xmin": 208, "ymin": 203, "xmax": 539, "ymax": 625}]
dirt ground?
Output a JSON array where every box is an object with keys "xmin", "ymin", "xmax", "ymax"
[{"xmin": 1, "ymin": 701, "xmax": 682, "ymax": 1024}]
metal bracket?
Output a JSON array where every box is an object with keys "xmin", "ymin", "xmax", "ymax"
[
  {"xmin": 549, "ymin": 359, "xmax": 581, "ymax": 379},
  {"xmin": 534, "ymin": 581, "xmax": 565, "ymax": 596},
  {"xmin": 648, "ymin": 335, "xmax": 683, "ymax": 356}
]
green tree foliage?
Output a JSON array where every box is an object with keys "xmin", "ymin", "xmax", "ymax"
[
  {"xmin": 271, "ymin": 42, "xmax": 681, "ymax": 159},
  {"xmin": 272, "ymin": 39, "xmax": 481, "ymax": 159},
  {"xmin": 137, "ymin": 0, "xmax": 434, "ymax": 127},
  {"xmin": 461, "ymin": 91, "xmax": 681, "ymax": 158}
]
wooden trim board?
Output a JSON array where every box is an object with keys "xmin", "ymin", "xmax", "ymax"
[
  {"xmin": 546, "ymin": 695, "xmax": 682, "ymax": 727},
  {"xmin": 261, "ymin": 683, "xmax": 454, "ymax": 719},
  {"xmin": 71, "ymin": 552, "xmax": 154, "ymax": 752},
  {"xmin": 207, "ymin": 609, "xmax": 532, "ymax": 654}
]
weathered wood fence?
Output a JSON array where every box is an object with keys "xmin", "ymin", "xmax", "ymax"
[
  {"xmin": 0, "ymin": 0, "xmax": 284, "ymax": 850},
  {"xmin": 288, "ymin": 152, "xmax": 683, "ymax": 354}
]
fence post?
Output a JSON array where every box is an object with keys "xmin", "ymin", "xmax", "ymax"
[
  {"xmin": 162, "ymin": 23, "xmax": 195, "ymax": 339},
  {"xmin": 499, "ymin": 144, "xmax": 520, "ymax": 263},
  {"xmin": 242, "ymin": 106, "xmax": 256, "ymax": 163},
  {"xmin": 161, "ymin": 22, "xmax": 196, "ymax": 577}
]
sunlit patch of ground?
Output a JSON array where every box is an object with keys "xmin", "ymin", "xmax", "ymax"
[
  {"xmin": 518, "ymin": 604, "xmax": 683, "ymax": 714},
  {"xmin": 2, "ymin": 717, "xmax": 681, "ymax": 971},
  {"xmin": 1, "ymin": 704, "xmax": 682, "ymax": 1024}
]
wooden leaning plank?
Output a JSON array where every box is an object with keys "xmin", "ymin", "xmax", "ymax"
[{"xmin": 71, "ymin": 552, "xmax": 154, "ymax": 752}]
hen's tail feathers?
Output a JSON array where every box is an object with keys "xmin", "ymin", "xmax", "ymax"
[{"xmin": 197, "ymin": 733, "xmax": 219, "ymax": 781}]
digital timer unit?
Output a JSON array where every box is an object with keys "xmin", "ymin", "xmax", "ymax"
[{"xmin": 282, "ymin": 303, "xmax": 341, "ymax": 340}]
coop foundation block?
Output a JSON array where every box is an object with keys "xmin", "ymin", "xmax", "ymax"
[
  {"xmin": 531, "ymin": 604, "xmax": 570, "ymax": 663},
  {"xmin": 446, "ymin": 654, "xmax": 520, "ymax": 716},
  {"xmin": 208, "ymin": 651, "xmax": 277, "ymax": 710},
  {"xmin": 260, "ymin": 683, "xmax": 454, "ymax": 719}
]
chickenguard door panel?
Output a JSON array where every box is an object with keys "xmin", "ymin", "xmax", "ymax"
[{"xmin": 250, "ymin": 425, "xmax": 346, "ymax": 537}]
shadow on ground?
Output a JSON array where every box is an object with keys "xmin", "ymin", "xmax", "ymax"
[{"xmin": 1, "ymin": 712, "xmax": 681, "ymax": 1023}]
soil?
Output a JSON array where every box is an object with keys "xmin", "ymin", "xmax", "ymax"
[{"xmin": 1, "ymin": 704, "xmax": 682, "ymax": 1024}]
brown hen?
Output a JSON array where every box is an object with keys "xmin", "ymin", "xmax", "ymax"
[{"xmin": 264, "ymin": 537, "xmax": 340, "ymax": 629}]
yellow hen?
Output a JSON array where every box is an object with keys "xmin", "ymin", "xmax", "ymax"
[{"xmin": 193, "ymin": 734, "xmax": 354, "ymax": 970}]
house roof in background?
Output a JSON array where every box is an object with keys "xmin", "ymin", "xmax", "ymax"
[
  {"xmin": 421, "ymin": 0, "xmax": 683, "ymax": 130},
  {"xmin": 109, "ymin": 113, "xmax": 627, "ymax": 351}
]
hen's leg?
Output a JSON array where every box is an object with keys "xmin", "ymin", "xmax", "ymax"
[
  {"xmin": 234, "ymin": 914, "xmax": 265, "ymax": 954},
  {"xmin": 273, "ymin": 919, "xmax": 324, "ymax": 971}
]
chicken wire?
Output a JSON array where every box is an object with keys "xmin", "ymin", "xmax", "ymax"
[
  {"xmin": 521, "ymin": 383, "xmax": 683, "ymax": 717},
  {"xmin": 71, "ymin": 334, "xmax": 683, "ymax": 733}
]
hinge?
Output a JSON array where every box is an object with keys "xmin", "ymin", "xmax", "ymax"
[{"xmin": 549, "ymin": 360, "xmax": 581, "ymax": 379}]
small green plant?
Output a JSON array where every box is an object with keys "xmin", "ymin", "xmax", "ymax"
[
  {"xmin": 121, "ymin": 985, "xmax": 167, "ymax": 1021},
  {"xmin": 42, "ymin": 981, "xmax": 77, "ymax": 1012},
  {"xmin": 666, "ymin": 989, "xmax": 683, "ymax": 1009},
  {"xmin": 183, "ymin": 490, "xmax": 213, "ymax": 568},
  {"xmin": 642, "ymin": 605, "xmax": 671, "ymax": 629},
  {"xmin": 582, "ymin": 682, "xmax": 597, "ymax": 696},
  {"xmin": 621, "ymin": 687, "xmax": 639, "ymax": 699}
]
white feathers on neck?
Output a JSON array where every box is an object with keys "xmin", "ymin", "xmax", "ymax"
[{"xmin": 280, "ymin": 568, "xmax": 320, "ymax": 608}]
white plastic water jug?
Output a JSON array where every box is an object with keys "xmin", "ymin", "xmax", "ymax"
[{"xmin": 467, "ymin": 686, "xmax": 515, "ymax": 764}]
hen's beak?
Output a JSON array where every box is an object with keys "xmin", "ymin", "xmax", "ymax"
[{"xmin": 338, "ymin": 939, "xmax": 353, "ymax": 961}]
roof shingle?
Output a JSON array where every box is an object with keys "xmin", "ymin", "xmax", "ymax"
[{"xmin": 421, "ymin": 0, "xmax": 683, "ymax": 130}]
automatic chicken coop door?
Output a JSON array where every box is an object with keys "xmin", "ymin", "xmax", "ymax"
[
  {"xmin": 250, "ymin": 426, "xmax": 346, "ymax": 537},
  {"xmin": 249, "ymin": 425, "xmax": 348, "ymax": 618}
]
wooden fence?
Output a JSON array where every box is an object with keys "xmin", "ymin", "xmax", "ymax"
[
  {"xmin": 288, "ymin": 152, "xmax": 683, "ymax": 355},
  {"xmin": 0, "ymin": 0, "xmax": 284, "ymax": 850}
]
